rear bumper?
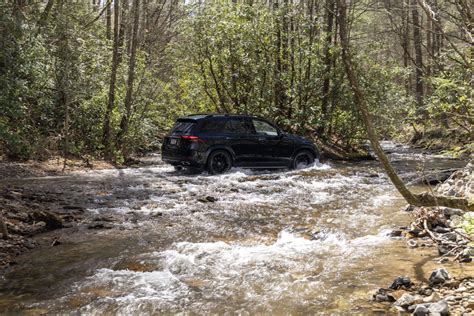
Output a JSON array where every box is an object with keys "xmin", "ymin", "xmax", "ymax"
[{"xmin": 162, "ymin": 152, "xmax": 207, "ymax": 168}]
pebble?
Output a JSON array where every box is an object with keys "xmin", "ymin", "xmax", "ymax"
[{"xmin": 455, "ymin": 286, "xmax": 467, "ymax": 293}]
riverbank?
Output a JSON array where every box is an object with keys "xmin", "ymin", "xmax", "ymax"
[
  {"xmin": 0, "ymin": 156, "xmax": 115, "ymax": 180},
  {"xmin": 374, "ymin": 162, "xmax": 473, "ymax": 314}
]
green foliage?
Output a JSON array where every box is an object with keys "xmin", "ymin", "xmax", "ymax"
[
  {"xmin": 459, "ymin": 212, "xmax": 474, "ymax": 236},
  {"xmin": 0, "ymin": 1, "xmax": 470, "ymax": 161}
]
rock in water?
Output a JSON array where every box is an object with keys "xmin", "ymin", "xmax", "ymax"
[
  {"xmin": 197, "ymin": 196, "xmax": 217, "ymax": 203},
  {"xmin": 30, "ymin": 210, "xmax": 63, "ymax": 230},
  {"xmin": 413, "ymin": 304, "xmax": 429, "ymax": 316},
  {"xmin": 389, "ymin": 276, "xmax": 413, "ymax": 290},
  {"xmin": 394, "ymin": 293, "xmax": 417, "ymax": 308},
  {"xmin": 372, "ymin": 288, "xmax": 396, "ymax": 302},
  {"xmin": 428, "ymin": 300, "xmax": 449, "ymax": 315},
  {"xmin": 429, "ymin": 268, "xmax": 451, "ymax": 286}
]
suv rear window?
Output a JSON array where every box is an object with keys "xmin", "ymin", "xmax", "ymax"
[{"xmin": 171, "ymin": 120, "xmax": 195, "ymax": 135}]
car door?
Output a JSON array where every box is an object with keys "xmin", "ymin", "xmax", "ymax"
[
  {"xmin": 251, "ymin": 119, "xmax": 296, "ymax": 166},
  {"xmin": 222, "ymin": 117, "xmax": 260, "ymax": 166}
]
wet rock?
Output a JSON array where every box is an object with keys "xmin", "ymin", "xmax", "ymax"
[
  {"xmin": 429, "ymin": 268, "xmax": 451, "ymax": 286},
  {"xmin": 433, "ymin": 226, "xmax": 450, "ymax": 233},
  {"xmin": 51, "ymin": 238, "xmax": 61, "ymax": 246},
  {"xmin": 406, "ymin": 228, "xmax": 423, "ymax": 238},
  {"xmin": 428, "ymin": 300, "xmax": 449, "ymax": 315},
  {"xmin": 413, "ymin": 304, "xmax": 430, "ymax": 316},
  {"xmin": 437, "ymin": 244, "xmax": 453, "ymax": 256},
  {"xmin": 443, "ymin": 208, "xmax": 463, "ymax": 217},
  {"xmin": 389, "ymin": 276, "xmax": 413, "ymax": 290},
  {"xmin": 87, "ymin": 222, "xmax": 113, "ymax": 229},
  {"xmin": 197, "ymin": 196, "xmax": 217, "ymax": 203},
  {"xmin": 389, "ymin": 230, "xmax": 403, "ymax": 237},
  {"xmin": 442, "ymin": 232, "xmax": 457, "ymax": 242},
  {"xmin": 460, "ymin": 247, "xmax": 474, "ymax": 258},
  {"xmin": 30, "ymin": 210, "xmax": 63, "ymax": 230},
  {"xmin": 373, "ymin": 288, "xmax": 396, "ymax": 302},
  {"xmin": 394, "ymin": 293, "xmax": 419, "ymax": 308},
  {"xmin": 418, "ymin": 286, "xmax": 433, "ymax": 296}
]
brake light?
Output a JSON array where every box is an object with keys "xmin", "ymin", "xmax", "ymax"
[{"xmin": 181, "ymin": 135, "xmax": 201, "ymax": 142}]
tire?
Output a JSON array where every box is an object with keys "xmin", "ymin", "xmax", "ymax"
[
  {"xmin": 292, "ymin": 150, "xmax": 315, "ymax": 170},
  {"xmin": 173, "ymin": 165, "xmax": 184, "ymax": 171},
  {"xmin": 206, "ymin": 150, "xmax": 232, "ymax": 175}
]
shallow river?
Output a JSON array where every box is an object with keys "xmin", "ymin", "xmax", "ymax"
[{"xmin": 0, "ymin": 143, "xmax": 470, "ymax": 314}]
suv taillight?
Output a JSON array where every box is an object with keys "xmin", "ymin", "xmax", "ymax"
[{"xmin": 181, "ymin": 135, "xmax": 201, "ymax": 142}]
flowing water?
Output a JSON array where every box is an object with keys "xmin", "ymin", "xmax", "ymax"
[{"xmin": 0, "ymin": 143, "xmax": 470, "ymax": 314}]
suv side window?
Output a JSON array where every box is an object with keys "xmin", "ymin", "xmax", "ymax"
[
  {"xmin": 223, "ymin": 118, "xmax": 254, "ymax": 134},
  {"xmin": 199, "ymin": 118, "xmax": 227, "ymax": 133},
  {"xmin": 253, "ymin": 119, "xmax": 278, "ymax": 136}
]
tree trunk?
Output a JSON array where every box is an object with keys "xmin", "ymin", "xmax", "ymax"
[
  {"xmin": 106, "ymin": 0, "xmax": 111, "ymax": 40},
  {"xmin": 401, "ymin": 0, "xmax": 411, "ymax": 95},
  {"xmin": 102, "ymin": 0, "xmax": 120, "ymax": 158},
  {"xmin": 117, "ymin": 0, "xmax": 140, "ymax": 152},
  {"xmin": 411, "ymin": 0, "xmax": 424, "ymax": 114},
  {"xmin": 320, "ymin": 0, "xmax": 335, "ymax": 135},
  {"xmin": 336, "ymin": 0, "xmax": 473, "ymax": 212}
]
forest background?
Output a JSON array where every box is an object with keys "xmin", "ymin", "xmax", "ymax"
[{"xmin": 0, "ymin": 0, "xmax": 471, "ymax": 162}]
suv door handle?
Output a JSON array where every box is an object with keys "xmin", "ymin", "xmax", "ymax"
[{"xmin": 257, "ymin": 137, "xmax": 266, "ymax": 141}]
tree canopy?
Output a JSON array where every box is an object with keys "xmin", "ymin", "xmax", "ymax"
[{"xmin": 0, "ymin": 0, "xmax": 472, "ymax": 161}]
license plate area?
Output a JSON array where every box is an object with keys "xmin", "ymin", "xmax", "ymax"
[{"xmin": 169, "ymin": 138, "xmax": 179, "ymax": 146}]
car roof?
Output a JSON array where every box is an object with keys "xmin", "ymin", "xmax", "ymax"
[{"xmin": 180, "ymin": 114, "xmax": 267, "ymax": 121}]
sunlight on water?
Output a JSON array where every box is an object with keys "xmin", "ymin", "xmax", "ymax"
[
  {"xmin": 1, "ymin": 148, "xmax": 464, "ymax": 314},
  {"xmin": 73, "ymin": 229, "xmax": 391, "ymax": 314}
]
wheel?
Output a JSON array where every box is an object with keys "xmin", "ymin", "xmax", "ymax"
[
  {"xmin": 207, "ymin": 150, "xmax": 232, "ymax": 174},
  {"xmin": 173, "ymin": 165, "xmax": 184, "ymax": 171},
  {"xmin": 292, "ymin": 150, "xmax": 315, "ymax": 170}
]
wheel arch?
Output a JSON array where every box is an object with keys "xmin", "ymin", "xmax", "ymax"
[
  {"xmin": 291, "ymin": 147, "xmax": 319, "ymax": 161},
  {"xmin": 204, "ymin": 146, "xmax": 236, "ymax": 165}
]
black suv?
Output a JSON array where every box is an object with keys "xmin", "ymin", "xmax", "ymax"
[{"xmin": 161, "ymin": 114, "xmax": 318, "ymax": 174}]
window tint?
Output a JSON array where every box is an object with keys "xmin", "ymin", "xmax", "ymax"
[
  {"xmin": 199, "ymin": 119, "xmax": 227, "ymax": 133},
  {"xmin": 224, "ymin": 118, "xmax": 254, "ymax": 134},
  {"xmin": 253, "ymin": 119, "xmax": 278, "ymax": 136},
  {"xmin": 171, "ymin": 121, "xmax": 195, "ymax": 135}
]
